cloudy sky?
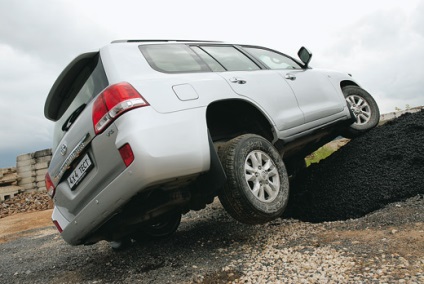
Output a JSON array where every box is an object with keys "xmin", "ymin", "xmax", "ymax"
[{"xmin": 0, "ymin": 0, "xmax": 423, "ymax": 167}]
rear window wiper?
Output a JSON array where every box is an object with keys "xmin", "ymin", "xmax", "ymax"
[{"xmin": 62, "ymin": 104, "xmax": 86, "ymax": 132}]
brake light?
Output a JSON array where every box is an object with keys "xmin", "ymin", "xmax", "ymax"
[
  {"xmin": 92, "ymin": 82, "xmax": 149, "ymax": 134},
  {"xmin": 119, "ymin": 143, "xmax": 134, "ymax": 167},
  {"xmin": 45, "ymin": 172, "xmax": 56, "ymax": 198}
]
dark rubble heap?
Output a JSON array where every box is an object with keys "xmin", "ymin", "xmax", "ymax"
[{"xmin": 286, "ymin": 110, "xmax": 424, "ymax": 222}]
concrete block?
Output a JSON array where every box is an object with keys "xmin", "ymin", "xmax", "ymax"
[
  {"xmin": 0, "ymin": 170, "xmax": 19, "ymax": 185},
  {"xmin": 0, "ymin": 185, "xmax": 22, "ymax": 201},
  {"xmin": 16, "ymin": 170, "xmax": 36, "ymax": 179},
  {"xmin": 16, "ymin": 153, "xmax": 33, "ymax": 162},
  {"xmin": 33, "ymin": 149, "xmax": 52, "ymax": 159},
  {"xmin": 35, "ymin": 155, "xmax": 52, "ymax": 164},
  {"xmin": 36, "ymin": 180, "xmax": 45, "ymax": 187},
  {"xmin": 17, "ymin": 165, "xmax": 37, "ymax": 175},
  {"xmin": 19, "ymin": 176, "xmax": 36, "ymax": 185},
  {"xmin": 16, "ymin": 159, "xmax": 36, "ymax": 168},
  {"xmin": 36, "ymin": 172, "xmax": 48, "ymax": 182},
  {"xmin": 20, "ymin": 183, "xmax": 37, "ymax": 191},
  {"xmin": 37, "ymin": 186, "xmax": 47, "ymax": 192},
  {"xmin": 35, "ymin": 162, "xmax": 49, "ymax": 170}
]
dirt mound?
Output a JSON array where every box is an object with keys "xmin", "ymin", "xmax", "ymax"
[{"xmin": 285, "ymin": 110, "xmax": 424, "ymax": 222}]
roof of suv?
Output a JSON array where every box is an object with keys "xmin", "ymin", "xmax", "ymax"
[{"xmin": 111, "ymin": 39, "xmax": 224, "ymax": 44}]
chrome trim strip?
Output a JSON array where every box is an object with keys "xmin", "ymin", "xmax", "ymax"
[{"xmin": 53, "ymin": 133, "xmax": 91, "ymax": 184}]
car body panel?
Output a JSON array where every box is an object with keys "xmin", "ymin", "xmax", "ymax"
[
  {"xmin": 53, "ymin": 106, "xmax": 211, "ymax": 244},
  {"xmin": 218, "ymin": 70, "xmax": 305, "ymax": 131},
  {"xmin": 277, "ymin": 69, "xmax": 346, "ymax": 123}
]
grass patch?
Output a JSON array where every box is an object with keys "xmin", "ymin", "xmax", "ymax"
[{"xmin": 305, "ymin": 146, "xmax": 335, "ymax": 167}]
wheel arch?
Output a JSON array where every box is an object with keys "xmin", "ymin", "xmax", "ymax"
[
  {"xmin": 340, "ymin": 80, "xmax": 359, "ymax": 89},
  {"xmin": 206, "ymin": 99, "xmax": 276, "ymax": 143}
]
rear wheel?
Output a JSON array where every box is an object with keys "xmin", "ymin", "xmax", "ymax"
[
  {"xmin": 132, "ymin": 212, "xmax": 182, "ymax": 242},
  {"xmin": 343, "ymin": 86, "xmax": 380, "ymax": 137},
  {"xmin": 218, "ymin": 134, "xmax": 289, "ymax": 224},
  {"xmin": 144, "ymin": 213, "xmax": 181, "ymax": 238}
]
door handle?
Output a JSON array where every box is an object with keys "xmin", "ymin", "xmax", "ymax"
[
  {"xmin": 229, "ymin": 77, "xmax": 247, "ymax": 84},
  {"xmin": 285, "ymin": 74, "xmax": 296, "ymax": 81}
]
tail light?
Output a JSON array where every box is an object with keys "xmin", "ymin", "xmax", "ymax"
[
  {"xmin": 119, "ymin": 143, "xmax": 134, "ymax": 167},
  {"xmin": 92, "ymin": 82, "xmax": 149, "ymax": 134},
  {"xmin": 53, "ymin": 220, "xmax": 63, "ymax": 233},
  {"xmin": 45, "ymin": 172, "xmax": 56, "ymax": 198}
]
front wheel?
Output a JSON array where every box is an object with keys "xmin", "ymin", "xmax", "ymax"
[
  {"xmin": 218, "ymin": 134, "xmax": 289, "ymax": 224},
  {"xmin": 343, "ymin": 86, "xmax": 380, "ymax": 137}
]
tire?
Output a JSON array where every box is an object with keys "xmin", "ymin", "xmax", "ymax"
[
  {"xmin": 343, "ymin": 86, "xmax": 380, "ymax": 137},
  {"xmin": 145, "ymin": 213, "xmax": 181, "ymax": 238},
  {"xmin": 218, "ymin": 134, "xmax": 289, "ymax": 224},
  {"xmin": 133, "ymin": 212, "xmax": 182, "ymax": 241}
]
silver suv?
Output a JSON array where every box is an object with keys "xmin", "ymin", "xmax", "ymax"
[{"xmin": 44, "ymin": 40, "xmax": 379, "ymax": 246}]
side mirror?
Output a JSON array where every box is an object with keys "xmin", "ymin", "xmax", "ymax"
[{"xmin": 298, "ymin": 47, "xmax": 312, "ymax": 68}]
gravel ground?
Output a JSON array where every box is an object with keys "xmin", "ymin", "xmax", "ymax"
[
  {"xmin": 0, "ymin": 111, "xmax": 423, "ymax": 283},
  {"xmin": 0, "ymin": 195, "xmax": 423, "ymax": 283}
]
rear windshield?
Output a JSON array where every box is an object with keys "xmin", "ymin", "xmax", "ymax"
[{"xmin": 53, "ymin": 56, "xmax": 108, "ymax": 146}]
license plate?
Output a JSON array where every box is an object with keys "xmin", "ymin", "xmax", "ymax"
[{"xmin": 67, "ymin": 154, "xmax": 93, "ymax": 189}]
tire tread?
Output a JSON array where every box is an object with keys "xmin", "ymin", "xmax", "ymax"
[{"xmin": 218, "ymin": 134, "xmax": 288, "ymax": 224}]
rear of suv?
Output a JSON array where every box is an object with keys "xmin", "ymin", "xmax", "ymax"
[{"xmin": 44, "ymin": 40, "xmax": 379, "ymax": 246}]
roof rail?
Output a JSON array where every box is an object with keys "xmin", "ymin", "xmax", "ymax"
[{"xmin": 111, "ymin": 39, "xmax": 222, "ymax": 44}]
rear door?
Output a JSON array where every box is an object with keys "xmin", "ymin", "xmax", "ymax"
[
  {"xmin": 44, "ymin": 53, "xmax": 116, "ymax": 211},
  {"xmin": 193, "ymin": 45, "xmax": 304, "ymax": 131},
  {"xmin": 242, "ymin": 46, "xmax": 345, "ymax": 125}
]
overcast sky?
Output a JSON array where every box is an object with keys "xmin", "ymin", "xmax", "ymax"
[{"xmin": 0, "ymin": 0, "xmax": 423, "ymax": 168}]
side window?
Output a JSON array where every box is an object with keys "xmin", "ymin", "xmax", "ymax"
[
  {"xmin": 191, "ymin": 46, "xmax": 225, "ymax": 72},
  {"xmin": 243, "ymin": 47, "xmax": 301, "ymax": 70},
  {"xmin": 200, "ymin": 46, "xmax": 260, "ymax": 71},
  {"xmin": 140, "ymin": 44, "xmax": 208, "ymax": 73}
]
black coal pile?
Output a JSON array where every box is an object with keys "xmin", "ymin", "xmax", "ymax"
[{"xmin": 285, "ymin": 110, "xmax": 424, "ymax": 222}]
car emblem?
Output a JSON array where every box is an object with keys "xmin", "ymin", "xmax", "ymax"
[{"xmin": 60, "ymin": 144, "xmax": 68, "ymax": 156}]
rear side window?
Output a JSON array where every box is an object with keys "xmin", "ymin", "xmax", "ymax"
[
  {"xmin": 140, "ymin": 44, "xmax": 209, "ymax": 73},
  {"xmin": 199, "ymin": 46, "xmax": 260, "ymax": 71},
  {"xmin": 191, "ymin": 46, "xmax": 225, "ymax": 72}
]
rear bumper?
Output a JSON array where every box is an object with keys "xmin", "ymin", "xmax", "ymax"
[{"xmin": 52, "ymin": 106, "xmax": 210, "ymax": 245}]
